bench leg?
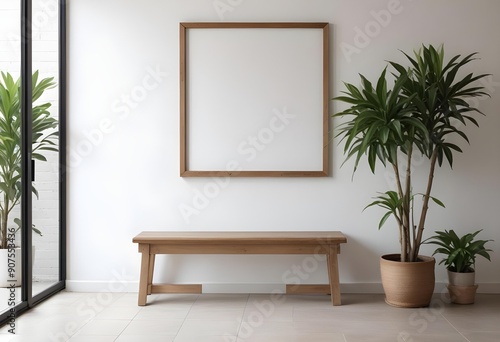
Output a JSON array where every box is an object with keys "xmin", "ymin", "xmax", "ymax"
[
  {"xmin": 327, "ymin": 245, "xmax": 341, "ymax": 305},
  {"xmin": 138, "ymin": 244, "xmax": 150, "ymax": 306},
  {"xmin": 147, "ymin": 254, "xmax": 155, "ymax": 295}
]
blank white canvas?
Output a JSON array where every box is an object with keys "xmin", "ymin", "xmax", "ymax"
[{"xmin": 186, "ymin": 28, "xmax": 325, "ymax": 171}]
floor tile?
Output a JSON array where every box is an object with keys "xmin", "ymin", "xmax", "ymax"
[
  {"xmin": 1, "ymin": 292, "xmax": 499, "ymax": 342},
  {"xmin": 186, "ymin": 307, "xmax": 245, "ymax": 321},
  {"xmin": 176, "ymin": 319, "xmax": 240, "ymax": 337},
  {"xmin": 462, "ymin": 331, "xmax": 500, "ymax": 342},
  {"xmin": 242, "ymin": 306, "xmax": 293, "ymax": 323},
  {"xmin": 175, "ymin": 336, "xmax": 238, "ymax": 342},
  {"xmin": 115, "ymin": 335, "xmax": 175, "ymax": 342},
  {"xmin": 0, "ymin": 335, "xmax": 66, "ymax": 342},
  {"xmin": 41, "ymin": 291, "xmax": 87, "ymax": 306},
  {"xmin": 237, "ymin": 321, "xmax": 340, "ymax": 337},
  {"xmin": 106, "ymin": 293, "xmax": 142, "ymax": 307},
  {"xmin": 237, "ymin": 333, "xmax": 345, "ymax": 342},
  {"xmin": 400, "ymin": 333, "xmax": 468, "ymax": 342},
  {"xmin": 94, "ymin": 306, "xmax": 141, "ymax": 320},
  {"xmin": 75, "ymin": 319, "xmax": 130, "ymax": 336},
  {"xmin": 191, "ymin": 294, "xmax": 249, "ymax": 308},
  {"xmin": 344, "ymin": 333, "xmax": 407, "ymax": 342},
  {"xmin": 0, "ymin": 312, "xmax": 91, "ymax": 337},
  {"xmin": 120, "ymin": 319, "xmax": 184, "ymax": 336},
  {"xmin": 68, "ymin": 336, "xmax": 117, "ymax": 342},
  {"xmin": 244, "ymin": 295, "xmax": 294, "ymax": 322},
  {"xmin": 133, "ymin": 307, "xmax": 190, "ymax": 320},
  {"xmin": 442, "ymin": 314, "xmax": 500, "ymax": 332}
]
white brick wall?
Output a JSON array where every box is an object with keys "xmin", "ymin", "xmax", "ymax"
[{"xmin": 0, "ymin": 0, "xmax": 61, "ymax": 283}]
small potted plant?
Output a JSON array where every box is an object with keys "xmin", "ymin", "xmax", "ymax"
[{"xmin": 425, "ymin": 229, "xmax": 493, "ymax": 304}]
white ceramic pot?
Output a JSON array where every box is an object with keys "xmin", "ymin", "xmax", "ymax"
[
  {"xmin": 447, "ymin": 269, "xmax": 475, "ymax": 287},
  {"xmin": 0, "ymin": 248, "xmax": 22, "ymax": 287},
  {"xmin": 0, "ymin": 246, "xmax": 36, "ymax": 287}
]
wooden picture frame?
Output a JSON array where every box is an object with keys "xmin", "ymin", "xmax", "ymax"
[{"xmin": 180, "ymin": 22, "xmax": 330, "ymax": 177}]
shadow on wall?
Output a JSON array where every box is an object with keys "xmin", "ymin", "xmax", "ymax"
[{"xmin": 339, "ymin": 235, "xmax": 384, "ymax": 286}]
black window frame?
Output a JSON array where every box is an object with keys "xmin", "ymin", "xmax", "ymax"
[{"xmin": 0, "ymin": 0, "xmax": 66, "ymax": 326}]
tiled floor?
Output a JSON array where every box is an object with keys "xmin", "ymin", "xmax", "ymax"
[
  {"xmin": 0, "ymin": 282, "xmax": 58, "ymax": 315},
  {"xmin": 0, "ymin": 291, "xmax": 498, "ymax": 341}
]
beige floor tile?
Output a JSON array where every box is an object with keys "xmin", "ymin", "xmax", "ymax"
[
  {"xmin": 443, "ymin": 314, "xmax": 500, "ymax": 332},
  {"xmin": 57, "ymin": 293, "xmax": 127, "ymax": 320},
  {"xmin": 242, "ymin": 306, "xmax": 293, "ymax": 323},
  {"xmin": 175, "ymin": 336, "xmax": 238, "ymax": 342},
  {"xmin": 107, "ymin": 293, "xmax": 144, "ymax": 307},
  {"xmin": 115, "ymin": 335, "xmax": 175, "ymax": 342},
  {"xmin": 0, "ymin": 312, "xmax": 91, "ymax": 337},
  {"xmin": 75, "ymin": 319, "xmax": 130, "ymax": 336},
  {"xmin": 441, "ymin": 294, "xmax": 500, "ymax": 312},
  {"xmin": 355, "ymin": 316, "xmax": 458, "ymax": 336},
  {"xmin": 75, "ymin": 292, "xmax": 125, "ymax": 308},
  {"xmin": 3, "ymin": 292, "xmax": 500, "ymax": 342},
  {"xmin": 134, "ymin": 307, "xmax": 191, "ymax": 320},
  {"xmin": 68, "ymin": 336, "xmax": 117, "ymax": 342},
  {"xmin": 94, "ymin": 306, "xmax": 141, "ymax": 320},
  {"xmin": 237, "ymin": 333, "xmax": 345, "ymax": 342},
  {"xmin": 176, "ymin": 319, "xmax": 240, "ymax": 337},
  {"xmin": 400, "ymin": 333, "xmax": 468, "ymax": 342},
  {"xmin": 0, "ymin": 335, "xmax": 66, "ymax": 342},
  {"xmin": 27, "ymin": 303, "xmax": 81, "ymax": 315},
  {"xmin": 186, "ymin": 307, "xmax": 245, "ymax": 321},
  {"xmin": 120, "ymin": 319, "xmax": 184, "ymax": 336},
  {"xmin": 462, "ymin": 331, "xmax": 500, "ymax": 342},
  {"xmin": 41, "ymin": 291, "xmax": 87, "ymax": 306},
  {"xmin": 191, "ymin": 294, "xmax": 249, "ymax": 308},
  {"xmin": 344, "ymin": 333, "xmax": 406, "ymax": 342},
  {"xmin": 237, "ymin": 320, "xmax": 340, "ymax": 336}
]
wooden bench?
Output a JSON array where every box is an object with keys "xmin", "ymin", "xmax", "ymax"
[{"xmin": 132, "ymin": 231, "xmax": 347, "ymax": 306}]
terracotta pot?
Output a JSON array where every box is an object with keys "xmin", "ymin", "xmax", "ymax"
[
  {"xmin": 380, "ymin": 254, "xmax": 435, "ymax": 308},
  {"xmin": 447, "ymin": 284, "xmax": 478, "ymax": 304}
]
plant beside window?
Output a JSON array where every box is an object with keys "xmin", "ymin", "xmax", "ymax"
[{"xmin": 0, "ymin": 71, "xmax": 59, "ymax": 249}]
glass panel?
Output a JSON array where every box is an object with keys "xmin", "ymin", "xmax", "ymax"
[
  {"xmin": 0, "ymin": 0, "xmax": 23, "ymax": 312},
  {"xmin": 31, "ymin": 0, "xmax": 60, "ymax": 295}
]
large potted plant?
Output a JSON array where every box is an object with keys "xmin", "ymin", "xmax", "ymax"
[
  {"xmin": 334, "ymin": 45, "xmax": 489, "ymax": 307},
  {"xmin": 425, "ymin": 229, "xmax": 493, "ymax": 304},
  {"xmin": 0, "ymin": 71, "xmax": 58, "ymax": 286}
]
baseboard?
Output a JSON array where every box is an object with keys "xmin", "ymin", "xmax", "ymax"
[
  {"xmin": 66, "ymin": 280, "xmax": 139, "ymax": 292},
  {"xmin": 65, "ymin": 281, "xmax": 500, "ymax": 294}
]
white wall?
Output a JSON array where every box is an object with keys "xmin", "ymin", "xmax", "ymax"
[{"xmin": 67, "ymin": 0, "xmax": 500, "ymax": 293}]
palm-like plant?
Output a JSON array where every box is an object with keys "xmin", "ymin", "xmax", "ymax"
[
  {"xmin": 0, "ymin": 71, "xmax": 58, "ymax": 249},
  {"xmin": 334, "ymin": 45, "xmax": 489, "ymax": 262},
  {"xmin": 424, "ymin": 229, "xmax": 493, "ymax": 273}
]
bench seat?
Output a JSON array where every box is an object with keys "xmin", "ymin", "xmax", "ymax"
[{"xmin": 133, "ymin": 231, "xmax": 347, "ymax": 306}]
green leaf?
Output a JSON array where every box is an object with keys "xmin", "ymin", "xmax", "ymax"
[
  {"xmin": 430, "ymin": 196, "xmax": 445, "ymax": 208},
  {"xmin": 425, "ymin": 229, "xmax": 493, "ymax": 271}
]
